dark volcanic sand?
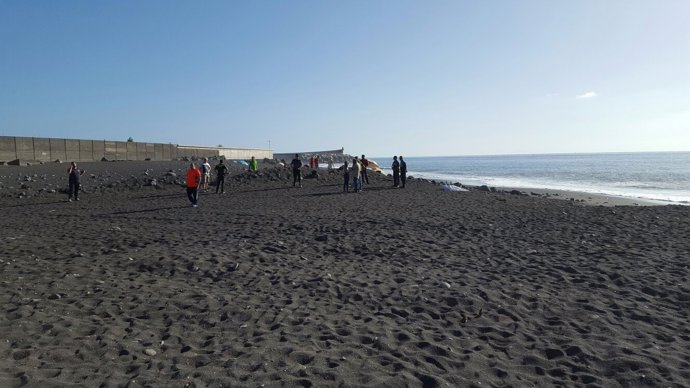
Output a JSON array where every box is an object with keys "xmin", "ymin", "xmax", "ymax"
[{"xmin": 1, "ymin": 161, "xmax": 689, "ymax": 387}]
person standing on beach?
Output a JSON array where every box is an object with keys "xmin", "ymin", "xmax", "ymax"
[
  {"xmin": 186, "ymin": 163, "xmax": 202, "ymax": 207},
  {"xmin": 392, "ymin": 156, "xmax": 400, "ymax": 187},
  {"xmin": 214, "ymin": 159, "xmax": 228, "ymax": 194},
  {"xmin": 360, "ymin": 155, "xmax": 370, "ymax": 184},
  {"xmin": 351, "ymin": 157, "xmax": 362, "ymax": 192},
  {"xmin": 67, "ymin": 161, "xmax": 84, "ymax": 202},
  {"xmin": 342, "ymin": 161, "xmax": 350, "ymax": 192},
  {"xmin": 200, "ymin": 158, "xmax": 211, "ymax": 192},
  {"xmin": 249, "ymin": 156, "xmax": 258, "ymax": 173},
  {"xmin": 400, "ymin": 156, "xmax": 407, "ymax": 188},
  {"xmin": 291, "ymin": 154, "xmax": 303, "ymax": 187}
]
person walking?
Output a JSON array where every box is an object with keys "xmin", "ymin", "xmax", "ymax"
[
  {"xmin": 67, "ymin": 161, "xmax": 84, "ymax": 202},
  {"xmin": 200, "ymin": 158, "xmax": 211, "ymax": 192},
  {"xmin": 186, "ymin": 163, "xmax": 202, "ymax": 207},
  {"xmin": 214, "ymin": 159, "xmax": 228, "ymax": 194},
  {"xmin": 392, "ymin": 156, "xmax": 400, "ymax": 187},
  {"xmin": 360, "ymin": 154, "xmax": 370, "ymax": 184},
  {"xmin": 400, "ymin": 156, "xmax": 407, "ymax": 188},
  {"xmin": 342, "ymin": 161, "xmax": 350, "ymax": 192},
  {"xmin": 249, "ymin": 156, "xmax": 258, "ymax": 173},
  {"xmin": 291, "ymin": 154, "xmax": 303, "ymax": 187}
]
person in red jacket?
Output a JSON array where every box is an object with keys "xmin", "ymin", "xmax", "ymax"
[{"xmin": 186, "ymin": 163, "xmax": 202, "ymax": 207}]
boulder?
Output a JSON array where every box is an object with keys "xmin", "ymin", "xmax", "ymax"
[
  {"xmin": 8, "ymin": 159, "xmax": 32, "ymax": 166},
  {"xmin": 478, "ymin": 185, "xmax": 491, "ymax": 192}
]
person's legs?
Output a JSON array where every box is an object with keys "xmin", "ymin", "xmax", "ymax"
[
  {"xmin": 343, "ymin": 174, "xmax": 349, "ymax": 192},
  {"xmin": 74, "ymin": 183, "xmax": 80, "ymax": 200},
  {"xmin": 187, "ymin": 188, "xmax": 195, "ymax": 204},
  {"xmin": 68, "ymin": 181, "xmax": 75, "ymax": 200},
  {"xmin": 363, "ymin": 169, "xmax": 369, "ymax": 184},
  {"xmin": 393, "ymin": 171, "xmax": 399, "ymax": 187},
  {"xmin": 216, "ymin": 176, "xmax": 224, "ymax": 193},
  {"xmin": 192, "ymin": 188, "xmax": 198, "ymax": 205},
  {"xmin": 401, "ymin": 173, "xmax": 406, "ymax": 188}
]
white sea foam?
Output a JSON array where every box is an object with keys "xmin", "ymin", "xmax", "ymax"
[{"xmin": 378, "ymin": 167, "xmax": 690, "ymax": 205}]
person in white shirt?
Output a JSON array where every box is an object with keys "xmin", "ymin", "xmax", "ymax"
[{"xmin": 200, "ymin": 158, "xmax": 212, "ymax": 192}]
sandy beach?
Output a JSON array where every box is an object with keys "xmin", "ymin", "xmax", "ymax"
[{"xmin": 1, "ymin": 160, "xmax": 689, "ymax": 387}]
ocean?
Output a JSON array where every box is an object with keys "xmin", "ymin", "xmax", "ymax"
[{"xmin": 371, "ymin": 152, "xmax": 690, "ymax": 205}]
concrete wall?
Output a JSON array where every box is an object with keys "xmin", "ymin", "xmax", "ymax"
[
  {"xmin": 65, "ymin": 139, "xmax": 80, "ymax": 161},
  {"xmin": 80, "ymin": 140, "xmax": 93, "ymax": 161},
  {"xmin": 93, "ymin": 141, "xmax": 105, "ymax": 160},
  {"xmin": 16, "ymin": 137, "xmax": 34, "ymax": 160},
  {"xmin": 0, "ymin": 136, "xmax": 272, "ymax": 162},
  {"xmin": 0, "ymin": 137, "xmax": 16, "ymax": 161},
  {"xmin": 50, "ymin": 138, "xmax": 67, "ymax": 161},
  {"xmin": 215, "ymin": 147, "xmax": 273, "ymax": 160},
  {"xmin": 34, "ymin": 138, "xmax": 51, "ymax": 161}
]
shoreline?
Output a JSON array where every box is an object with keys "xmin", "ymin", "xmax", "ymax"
[{"xmin": 495, "ymin": 187, "xmax": 670, "ymax": 207}]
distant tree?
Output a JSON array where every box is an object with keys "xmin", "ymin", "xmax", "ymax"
[
  {"xmin": 217, "ymin": 144, "xmax": 223, "ymax": 147},
  {"xmin": 127, "ymin": 137, "xmax": 134, "ymax": 142}
]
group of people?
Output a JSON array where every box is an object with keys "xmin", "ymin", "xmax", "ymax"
[
  {"xmin": 342, "ymin": 155, "xmax": 370, "ymax": 192},
  {"xmin": 185, "ymin": 157, "xmax": 228, "ymax": 207},
  {"xmin": 341, "ymin": 155, "xmax": 407, "ymax": 192},
  {"xmin": 391, "ymin": 155, "xmax": 408, "ymax": 188},
  {"xmin": 66, "ymin": 153, "xmax": 407, "ymax": 206},
  {"xmin": 184, "ymin": 156, "xmax": 259, "ymax": 206}
]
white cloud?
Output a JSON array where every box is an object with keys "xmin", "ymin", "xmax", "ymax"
[{"xmin": 576, "ymin": 91, "xmax": 598, "ymax": 99}]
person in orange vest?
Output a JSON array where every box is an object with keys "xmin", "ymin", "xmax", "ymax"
[{"xmin": 186, "ymin": 163, "xmax": 202, "ymax": 207}]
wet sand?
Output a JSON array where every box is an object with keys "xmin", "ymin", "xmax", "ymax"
[{"xmin": 1, "ymin": 161, "xmax": 689, "ymax": 387}]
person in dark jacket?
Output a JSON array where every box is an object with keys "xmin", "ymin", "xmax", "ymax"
[
  {"xmin": 214, "ymin": 159, "xmax": 228, "ymax": 194},
  {"xmin": 392, "ymin": 156, "xmax": 400, "ymax": 187},
  {"xmin": 291, "ymin": 154, "xmax": 303, "ymax": 187},
  {"xmin": 67, "ymin": 162, "xmax": 85, "ymax": 202},
  {"xmin": 400, "ymin": 156, "xmax": 407, "ymax": 188}
]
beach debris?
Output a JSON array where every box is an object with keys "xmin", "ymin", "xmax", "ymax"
[
  {"xmin": 144, "ymin": 348, "xmax": 157, "ymax": 356},
  {"xmin": 441, "ymin": 281, "xmax": 452, "ymax": 289},
  {"xmin": 440, "ymin": 184, "xmax": 468, "ymax": 192},
  {"xmin": 460, "ymin": 306, "xmax": 485, "ymax": 324}
]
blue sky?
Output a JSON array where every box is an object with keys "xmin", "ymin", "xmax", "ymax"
[{"xmin": 1, "ymin": 0, "xmax": 689, "ymax": 156}]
